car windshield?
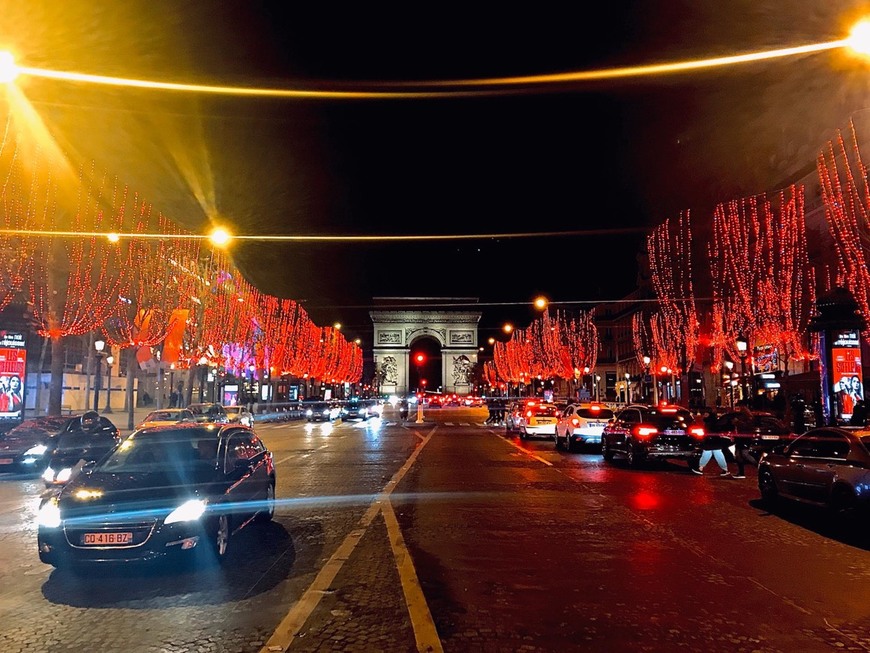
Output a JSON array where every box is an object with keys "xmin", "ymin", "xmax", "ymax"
[
  {"xmin": 531, "ymin": 405, "xmax": 559, "ymax": 417},
  {"xmin": 576, "ymin": 407, "xmax": 614, "ymax": 419},
  {"xmin": 98, "ymin": 429, "xmax": 219, "ymax": 473},
  {"xmin": 645, "ymin": 409, "xmax": 695, "ymax": 430},
  {"xmin": 144, "ymin": 410, "xmax": 187, "ymax": 422}
]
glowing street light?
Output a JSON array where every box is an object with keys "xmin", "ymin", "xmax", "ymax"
[
  {"xmin": 209, "ymin": 227, "xmax": 232, "ymax": 248},
  {"xmin": 533, "ymin": 296, "xmax": 548, "ymax": 311},
  {"xmin": 503, "ymin": 323, "xmax": 514, "ymax": 335},
  {"xmin": 414, "ymin": 353, "xmax": 426, "ymax": 424},
  {"xmin": 0, "ymin": 52, "xmax": 19, "ymax": 83},
  {"xmin": 848, "ymin": 20, "xmax": 870, "ymax": 56}
]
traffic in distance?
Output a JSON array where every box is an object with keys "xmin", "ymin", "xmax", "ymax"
[{"xmin": 1, "ymin": 394, "xmax": 867, "ymax": 580}]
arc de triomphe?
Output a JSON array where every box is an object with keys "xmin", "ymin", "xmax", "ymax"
[{"xmin": 371, "ymin": 309, "xmax": 482, "ymax": 397}]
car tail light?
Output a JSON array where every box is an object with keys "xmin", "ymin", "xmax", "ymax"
[
  {"xmin": 589, "ymin": 405, "xmax": 601, "ymax": 412},
  {"xmin": 526, "ymin": 410, "xmax": 533, "ymax": 418},
  {"xmin": 689, "ymin": 427, "xmax": 705, "ymax": 439},
  {"xmin": 633, "ymin": 425, "xmax": 658, "ymax": 439},
  {"xmin": 571, "ymin": 418, "xmax": 580, "ymax": 427}
]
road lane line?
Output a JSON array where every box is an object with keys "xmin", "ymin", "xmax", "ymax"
[
  {"xmin": 382, "ymin": 498, "xmax": 444, "ymax": 653},
  {"xmin": 492, "ymin": 431, "xmax": 554, "ymax": 466},
  {"xmin": 261, "ymin": 427, "xmax": 439, "ymax": 653}
]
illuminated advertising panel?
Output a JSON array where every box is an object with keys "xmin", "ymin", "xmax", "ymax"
[
  {"xmin": 752, "ymin": 344, "xmax": 778, "ymax": 374},
  {"xmin": 222, "ymin": 384, "xmax": 239, "ymax": 406},
  {"xmin": 0, "ymin": 331, "xmax": 26, "ymax": 421},
  {"xmin": 831, "ymin": 329, "xmax": 863, "ymax": 423}
]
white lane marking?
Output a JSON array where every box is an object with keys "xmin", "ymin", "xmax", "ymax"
[
  {"xmin": 261, "ymin": 427, "xmax": 441, "ymax": 653},
  {"xmin": 493, "ymin": 431, "xmax": 553, "ymax": 466},
  {"xmin": 382, "ymin": 499, "xmax": 444, "ymax": 653}
]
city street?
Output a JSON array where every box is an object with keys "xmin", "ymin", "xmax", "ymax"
[{"xmin": 0, "ymin": 406, "xmax": 869, "ymax": 652}]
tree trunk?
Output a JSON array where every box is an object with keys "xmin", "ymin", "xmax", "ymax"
[
  {"xmin": 48, "ymin": 336, "xmax": 65, "ymax": 416},
  {"xmin": 33, "ymin": 335, "xmax": 49, "ymax": 417},
  {"xmin": 126, "ymin": 350, "xmax": 137, "ymax": 430}
]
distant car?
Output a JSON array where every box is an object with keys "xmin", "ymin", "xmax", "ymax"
[
  {"xmin": 224, "ymin": 405, "xmax": 254, "ymax": 427},
  {"xmin": 42, "ymin": 413, "xmax": 121, "ymax": 487},
  {"xmin": 36, "ymin": 424, "xmax": 275, "ymax": 569},
  {"xmin": 513, "ymin": 401, "xmax": 561, "ymax": 439},
  {"xmin": 555, "ymin": 403, "xmax": 615, "ymax": 452},
  {"xmin": 304, "ymin": 401, "xmax": 340, "ymax": 422},
  {"xmin": 0, "ymin": 415, "xmax": 80, "ymax": 474},
  {"xmin": 136, "ymin": 408, "xmax": 196, "ymax": 429},
  {"xmin": 758, "ymin": 426, "xmax": 870, "ymax": 519},
  {"xmin": 601, "ymin": 404, "xmax": 704, "ymax": 468},
  {"xmin": 340, "ymin": 399, "xmax": 373, "ymax": 421},
  {"xmin": 187, "ymin": 403, "xmax": 229, "ymax": 424}
]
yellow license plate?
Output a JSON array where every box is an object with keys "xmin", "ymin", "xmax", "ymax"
[{"xmin": 82, "ymin": 532, "xmax": 133, "ymax": 545}]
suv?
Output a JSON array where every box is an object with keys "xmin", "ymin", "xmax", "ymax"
[
  {"xmin": 555, "ymin": 403, "xmax": 614, "ymax": 452},
  {"xmin": 601, "ymin": 404, "xmax": 704, "ymax": 468},
  {"xmin": 187, "ymin": 403, "xmax": 230, "ymax": 424}
]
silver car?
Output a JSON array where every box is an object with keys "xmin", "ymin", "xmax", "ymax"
[
  {"xmin": 758, "ymin": 427, "xmax": 870, "ymax": 518},
  {"xmin": 224, "ymin": 405, "xmax": 254, "ymax": 427}
]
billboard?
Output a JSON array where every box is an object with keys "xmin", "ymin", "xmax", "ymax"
[
  {"xmin": 0, "ymin": 331, "xmax": 26, "ymax": 421},
  {"xmin": 831, "ymin": 329, "xmax": 863, "ymax": 423}
]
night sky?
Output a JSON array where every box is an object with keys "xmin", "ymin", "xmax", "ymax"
[{"xmin": 7, "ymin": 0, "xmax": 870, "ymax": 344}]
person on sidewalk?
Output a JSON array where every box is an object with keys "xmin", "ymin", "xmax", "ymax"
[{"xmin": 692, "ymin": 432, "xmax": 732, "ymax": 477}]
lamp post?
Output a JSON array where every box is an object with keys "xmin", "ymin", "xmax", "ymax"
[
  {"xmin": 724, "ymin": 361, "xmax": 734, "ymax": 407},
  {"xmin": 93, "ymin": 339, "xmax": 105, "ymax": 412},
  {"xmin": 414, "ymin": 353, "xmax": 425, "ymax": 423},
  {"xmin": 594, "ymin": 374, "xmax": 600, "ymax": 402},
  {"xmin": 736, "ymin": 334, "xmax": 749, "ymax": 405},
  {"xmin": 624, "ymin": 372, "xmax": 631, "ymax": 404},
  {"xmin": 198, "ymin": 356, "xmax": 209, "ymax": 402},
  {"xmin": 642, "ymin": 356, "xmax": 651, "ymax": 403},
  {"xmin": 104, "ymin": 355, "xmax": 114, "ymax": 413}
]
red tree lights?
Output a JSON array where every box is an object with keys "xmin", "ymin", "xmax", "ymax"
[{"xmin": 709, "ymin": 186, "xmax": 815, "ymax": 371}]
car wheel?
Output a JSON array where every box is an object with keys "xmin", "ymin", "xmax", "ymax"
[
  {"xmin": 554, "ymin": 432, "xmax": 561, "ymax": 450},
  {"xmin": 758, "ymin": 469, "xmax": 778, "ymax": 506},
  {"xmin": 256, "ymin": 481, "xmax": 276, "ymax": 523},
  {"xmin": 830, "ymin": 485, "xmax": 857, "ymax": 520},
  {"xmin": 602, "ymin": 438, "xmax": 614, "ymax": 462},
  {"xmin": 566, "ymin": 433, "xmax": 576, "ymax": 453},
  {"xmin": 519, "ymin": 426, "xmax": 527, "ymax": 440},
  {"xmin": 626, "ymin": 442, "xmax": 642, "ymax": 468}
]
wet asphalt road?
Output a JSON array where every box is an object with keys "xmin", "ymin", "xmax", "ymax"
[{"xmin": 0, "ymin": 406, "xmax": 868, "ymax": 652}]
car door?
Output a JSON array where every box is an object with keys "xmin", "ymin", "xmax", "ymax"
[
  {"xmin": 223, "ymin": 429, "xmax": 264, "ymax": 519},
  {"xmin": 788, "ymin": 430, "xmax": 850, "ymax": 505},
  {"xmin": 611, "ymin": 409, "xmax": 640, "ymax": 452}
]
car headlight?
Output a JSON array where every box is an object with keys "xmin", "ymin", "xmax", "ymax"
[
  {"xmin": 305, "ymin": 409, "xmax": 313, "ymax": 416},
  {"xmin": 164, "ymin": 499, "xmax": 207, "ymax": 524},
  {"xmin": 24, "ymin": 444, "xmax": 48, "ymax": 457},
  {"xmin": 37, "ymin": 498, "xmax": 61, "ymax": 528},
  {"xmin": 56, "ymin": 467, "xmax": 73, "ymax": 483},
  {"xmin": 42, "ymin": 467, "xmax": 55, "ymax": 483}
]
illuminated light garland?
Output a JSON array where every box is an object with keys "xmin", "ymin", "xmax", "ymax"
[
  {"xmin": 818, "ymin": 121, "xmax": 870, "ymax": 342},
  {"xmin": 646, "ymin": 212, "xmax": 698, "ymax": 376}
]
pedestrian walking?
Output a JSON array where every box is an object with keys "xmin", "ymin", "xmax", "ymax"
[{"xmin": 692, "ymin": 431, "xmax": 732, "ymax": 477}]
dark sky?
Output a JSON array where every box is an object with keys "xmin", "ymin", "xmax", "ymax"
[{"xmin": 9, "ymin": 0, "xmax": 870, "ymax": 345}]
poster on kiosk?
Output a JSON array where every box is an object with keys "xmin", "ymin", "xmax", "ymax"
[
  {"xmin": 831, "ymin": 329, "xmax": 863, "ymax": 423},
  {"xmin": 0, "ymin": 331, "xmax": 26, "ymax": 421}
]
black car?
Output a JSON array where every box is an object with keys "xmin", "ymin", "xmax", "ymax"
[
  {"xmin": 304, "ymin": 400, "xmax": 339, "ymax": 422},
  {"xmin": 42, "ymin": 414, "xmax": 121, "ymax": 487},
  {"xmin": 340, "ymin": 399, "xmax": 373, "ymax": 421},
  {"xmin": 0, "ymin": 415, "xmax": 80, "ymax": 474},
  {"xmin": 601, "ymin": 404, "xmax": 704, "ymax": 468},
  {"xmin": 37, "ymin": 424, "xmax": 275, "ymax": 568},
  {"xmin": 758, "ymin": 426, "xmax": 870, "ymax": 517}
]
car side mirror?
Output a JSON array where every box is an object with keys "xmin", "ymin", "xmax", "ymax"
[{"xmin": 233, "ymin": 458, "xmax": 251, "ymax": 473}]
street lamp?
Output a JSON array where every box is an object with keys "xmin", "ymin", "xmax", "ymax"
[
  {"xmin": 93, "ymin": 339, "xmax": 105, "ymax": 412},
  {"xmin": 724, "ymin": 360, "xmax": 735, "ymax": 407},
  {"xmin": 736, "ymin": 334, "xmax": 749, "ymax": 405},
  {"xmin": 642, "ymin": 356, "xmax": 651, "ymax": 403},
  {"xmin": 624, "ymin": 372, "xmax": 631, "ymax": 404},
  {"xmin": 104, "ymin": 355, "xmax": 114, "ymax": 413}
]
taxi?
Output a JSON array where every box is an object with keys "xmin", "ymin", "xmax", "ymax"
[
  {"xmin": 513, "ymin": 400, "xmax": 561, "ymax": 439},
  {"xmin": 555, "ymin": 403, "xmax": 614, "ymax": 451}
]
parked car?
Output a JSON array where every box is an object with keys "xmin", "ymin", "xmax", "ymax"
[
  {"xmin": 0, "ymin": 415, "xmax": 80, "ymax": 474},
  {"xmin": 36, "ymin": 423, "xmax": 275, "ymax": 568},
  {"xmin": 513, "ymin": 401, "xmax": 561, "ymax": 439},
  {"xmin": 224, "ymin": 405, "xmax": 254, "ymax": 427},
  {"xmin": 187, "ymin": 403, "xmax": 230, "ymax": 424},
  {"xmin": 304, "ymin": 401, "xmax": 341, "ymax": 422},
  {"xmin": 757, "ymin": 426, "xmax": 870, "ymax": 518},
  {"xmin": 136, "ymin": 408, "xmax": 196, "ymax": 429},
  {"xmin": 601, "ymin": 404, "xmax": 705, "ymax": 468},
  {"xmin": 42, "ymin": 412, "xmax": 121, "ymax": 487},
  {"xmin": 555, "ymin": 403, "xmax": 615, "ymax": 452}
]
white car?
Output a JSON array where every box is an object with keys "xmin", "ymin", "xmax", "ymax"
[
  {"xmin": 555, "ymin": 403, "xmax": 614, "ymax": 452},
  {"xmin": 224, "ymin": 405, "xmax": 254, "ymax": 427}
]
